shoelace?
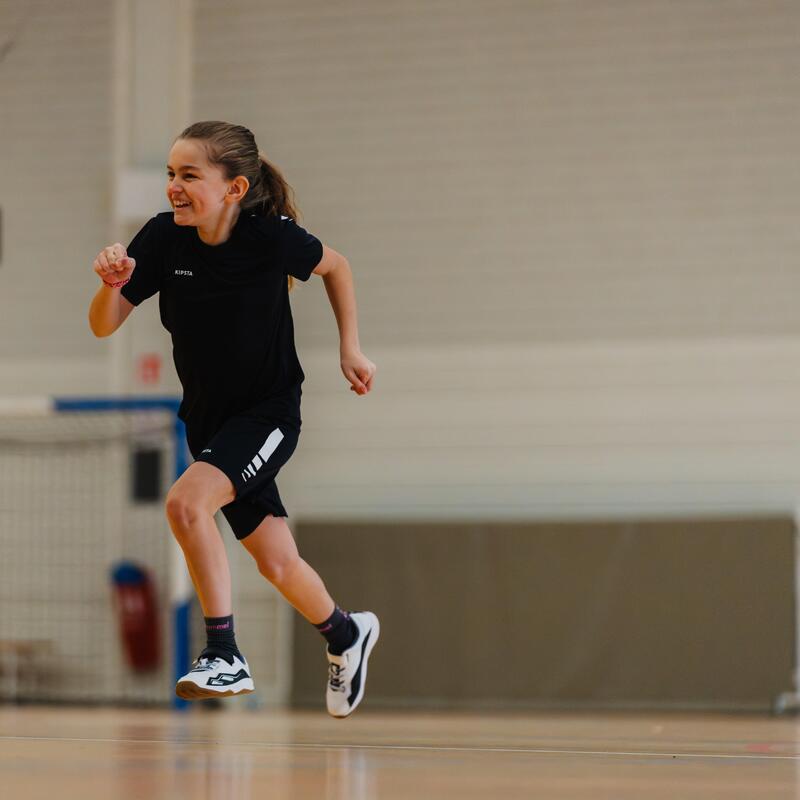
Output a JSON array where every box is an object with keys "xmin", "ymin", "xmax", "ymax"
[
  {"xmin": 190, "ymin": 657, "xmax": 218, "ymax": 673},
  {"xmin": 328, "ymin": 662, "xmax": 346, "ymax": 692}
]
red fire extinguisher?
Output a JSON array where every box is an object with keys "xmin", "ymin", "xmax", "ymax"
[{"xmin": 110, "ymin": 561, "xmax": 161, "ymax": 672}]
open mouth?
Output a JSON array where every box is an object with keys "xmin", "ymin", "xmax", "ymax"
[{"xmin": 173, "ymin": 201, "xmax": 191, "ymax": 210}]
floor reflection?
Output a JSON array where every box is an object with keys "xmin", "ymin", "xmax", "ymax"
[{"xmin": 325, "ymin": 747, "xmax": 374, "ymax": 800}]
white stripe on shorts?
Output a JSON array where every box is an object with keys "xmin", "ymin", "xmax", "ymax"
[{"xmin": 241, "ymin": 428, "xmax": 284, "ymax": 483}]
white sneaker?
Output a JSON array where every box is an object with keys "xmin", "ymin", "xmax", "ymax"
[
  {"xmin": 326, "ymin": 611, "xmax": 380, "ymax": 718},
  {"xmin": 175, "ymin": 652, "xmax": 254, "ymax": 700}
]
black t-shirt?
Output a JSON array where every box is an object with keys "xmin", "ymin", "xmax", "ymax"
[{"xmin": 122, "ymin": 211, "xmax": 323, "ymax": 441}]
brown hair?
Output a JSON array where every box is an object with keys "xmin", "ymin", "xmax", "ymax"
[{"xmin": 178, "ymin": 121, "xmax": 302, "ymax": 288}]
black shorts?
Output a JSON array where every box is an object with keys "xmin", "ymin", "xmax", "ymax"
[{"xmin": 187, "ymin": 414, "xmax": 300, "ymax": 540}]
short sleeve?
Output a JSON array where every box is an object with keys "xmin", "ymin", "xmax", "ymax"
[
  {"xmin": 281, "ymin": 217, "xmax": 323, "ymax": 282},
  {"xmin": 121, "ymin": 216, "xmax": 164, "ymax": 306}
]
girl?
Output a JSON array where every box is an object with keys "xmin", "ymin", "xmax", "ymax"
[{"xmin": 88, "ymin": 121, "xmax": 379, "ymax": 718}]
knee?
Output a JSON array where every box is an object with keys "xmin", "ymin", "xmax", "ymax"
[
  {"xmin": 165, "ymin": 489, "xmax": 204, "ymax": 534},
  {"xmin": 257, "ymin": 552, "xmax": 300, "ymax": 586}
]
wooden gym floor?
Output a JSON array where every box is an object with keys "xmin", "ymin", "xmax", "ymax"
[{"xmin": 1, "ymin": 705, "xmax": 799, "ymax": 798}]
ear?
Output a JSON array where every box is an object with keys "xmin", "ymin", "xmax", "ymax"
[{"xmin": 226, "ymin": 175, "xmax": 250, "ymax": 203}]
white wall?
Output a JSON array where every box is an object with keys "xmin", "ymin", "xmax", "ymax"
[
  {"xmin": 192, "ymin": 0, "xmax": 800, "ymax": 520},
  {"xmin": 0, "ymin": 0, "xmax": 111, "ymax": 394},
  {"xmin": 2, "ymin": 0, "xmax": 798, "ymax": 512},
  {"xmin": 0, "ymin": 0, "xmax": 114, "ymax": 392},
  {"xmin": 281, "ymin": 337, "xmax": 800, "ymax": 520},
  {"xmin": 0, "ymin": 1, "xmax": 189, "ymax": 398},
  {"xmin": 194, "ymin": 0, "xmax": 800, "ymax": 349}
]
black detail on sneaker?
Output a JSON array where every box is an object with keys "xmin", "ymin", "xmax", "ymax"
[
  {"xmin": 348, "ymin": 629, "xmax": 372, "ymax": 705},
  {"xmin": 328, "ymin": 662, "xmax": 346, "ymax": 693},
  {"xmin": 207, "ymin": 668, "xmax": 250, "ymax": 687}
]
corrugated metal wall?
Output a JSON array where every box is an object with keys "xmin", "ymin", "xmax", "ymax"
[
  {"xmin": 0, "ymin": 0, "xmax": 797, "ymax": 514},
  {"xmin": 194, "ymin": 0, "xmax": 800, "ymax": 348},
  {"xmin": 0, "ymin": 0, "xmax": 112, "ymax": 385},
  {"xmin": 191, "ymin": 0, "xmax": 800, "ymax": 522},
  {"xmin": 286, "ymin": 340, "xmax": 800, "ymax": 520}
]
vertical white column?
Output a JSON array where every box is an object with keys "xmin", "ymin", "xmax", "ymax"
[
  {"xmin": 109, "ymin": 0, "xmax": 194, "ymax": 707},
  {"xmin": 109, "ymin": 0, "xmax": 192, "ymax": 397},
  {"xmin": 109, "ymin": 0, "xmax": 133, "ymax": 396}
]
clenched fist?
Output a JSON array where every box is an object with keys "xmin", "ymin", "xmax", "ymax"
[
  {"xmin": 94, "ymin": 243, "xmax": 136, "ymax": 287},
  {"xmin": 341, "ymin": 350, "xmax": 376, "ymax": 396}
]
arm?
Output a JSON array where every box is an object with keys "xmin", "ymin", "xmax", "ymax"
[
  {"xmin": 313, "ymin": 245, "xmax": 376, "ymax": 395},
  {"xmin": 89, "ymin": 285, "xmax": 135, "ymax": 337},
  {"xmin": 88, "ymin": 243, "xmax": 136, "ymax": 337}
]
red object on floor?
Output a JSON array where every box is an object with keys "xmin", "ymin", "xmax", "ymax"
[{"xmin": 110, "ymin": 562, "xmax": 161, "ymax": 672}]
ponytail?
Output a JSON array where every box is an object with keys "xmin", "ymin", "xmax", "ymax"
[
  {"xmin": 256, "ymin": 155, "xmax": 299, "ymax": 220},
  {"xmin": 256, "ymin": 156, "xmax": 301, "ymax": 292}
]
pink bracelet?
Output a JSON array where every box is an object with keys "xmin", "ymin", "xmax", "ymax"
[{"xmin": 103, "ymin": 277, "xmax": 131, "ymax": 289}]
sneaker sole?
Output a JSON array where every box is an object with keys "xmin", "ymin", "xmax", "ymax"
[
  {"xmin": 175, "ymin": 680, "xmax": 254, "ymax": 700},
  {"xmin": 330, "ymin": 613, "xmax": 380, "ymax": 719}
]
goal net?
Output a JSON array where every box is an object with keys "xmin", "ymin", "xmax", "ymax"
[{"xmin": 0, "ymin": 398, "xmax": 188, "ymax": 704}]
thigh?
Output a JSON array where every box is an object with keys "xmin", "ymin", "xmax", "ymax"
[
  {"xmin": 219, "ymin": 485, "xmax": 287, "ymax": 541},
  {"xmin": 240, "ymin": 513, "xmax": 299, "ymax": 563},
  {"xmin": 193, "ymin": 415, "xmax": 299, "ymax": 501},
  {"xmin": 169, "ymin": 461, "xmax": 236, "ymax": 513}
]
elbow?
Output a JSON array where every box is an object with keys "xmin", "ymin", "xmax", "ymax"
[
  {"xmin": 88, "ymin": 316, "xmax": 112, "ymax": 338},
  {"xmin": 324, "ymin": 254, "xmax": 350, "ymax": 279},
  {"xmin": 314, "ymin": 246, "xmax": 350, "ymax": 278}
]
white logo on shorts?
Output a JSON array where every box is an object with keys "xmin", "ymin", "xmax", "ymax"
[{"xmin": 241, "ymin": 428, "xmax": 284, "ymax": 482}]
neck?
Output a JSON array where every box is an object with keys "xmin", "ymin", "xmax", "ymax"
[{"xmin": 197, "ymin": 204, "xmax": 241, "ymax": 245}]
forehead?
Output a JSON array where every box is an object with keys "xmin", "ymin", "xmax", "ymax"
[{"xmin": 167, "ymin": 138, "xmax": 213, "ymax": 170}]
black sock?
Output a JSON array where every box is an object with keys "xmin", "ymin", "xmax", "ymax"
[
  {"xmin": 314, "ymin": 606, "xmax": 358, "ymax": 655},
  {"xmin": 203, "ymin": 615, "xmax": 241, "ymax": 663}
]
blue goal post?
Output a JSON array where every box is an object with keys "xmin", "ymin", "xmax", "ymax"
[{"xmin": 53, "ymin": 396, "xmax": 191, "ymax": 708}]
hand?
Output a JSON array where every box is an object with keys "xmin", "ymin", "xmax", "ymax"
[
  {"xmin": 94, "ymin": 243, "xmax": 136, "ymax": 287},
  {"xmin": 341, "ymin": 350, "xmax": 376, "ymax": 396}
]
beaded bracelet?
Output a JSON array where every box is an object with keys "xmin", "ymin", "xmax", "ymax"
[{"xmin": 103, "ymin": 277, "xmax": 131, "ymax": 289}]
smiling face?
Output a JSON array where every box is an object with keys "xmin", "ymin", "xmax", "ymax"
[{"xmin": 166, "ymin": 138, "xmax": 245, "ymax": 228}]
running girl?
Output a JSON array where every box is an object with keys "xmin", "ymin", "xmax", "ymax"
[{"xmin": 88, "ymin": 121, "xmax": 379, "ymax": 718}]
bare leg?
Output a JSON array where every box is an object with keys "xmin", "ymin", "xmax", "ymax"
[
  {"xmin": 241, "ymin": 515, "xmax": 336, "ymax": 624},
  {"xmin": 165, "ymin": 462, "xmax": 236, "ymax": 617}
]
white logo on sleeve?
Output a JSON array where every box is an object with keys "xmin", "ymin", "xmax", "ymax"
[{"xmin": 174, "ymin": 268, "xmax": 194, "ymax": 276}]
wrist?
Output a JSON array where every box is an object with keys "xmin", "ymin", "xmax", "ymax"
[
  {"xmin": 340, "ymin": 342, "xmax": 361, "ymax": 357},
  {"xmin": 102, "ymin": 276, "xmax": 130, "ymax": 289}
]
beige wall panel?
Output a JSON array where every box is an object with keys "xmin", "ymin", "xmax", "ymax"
[
  {"xmin": 278, "ymin": 339, "xmax": 800, "ymax": 520},
  {"xmin": 0, "ymin": 1, "xmax": 112, "ymax": 372},
  {"xmin": 193, "ymin": 0, "xmax": 800, "ymax": 349}
]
